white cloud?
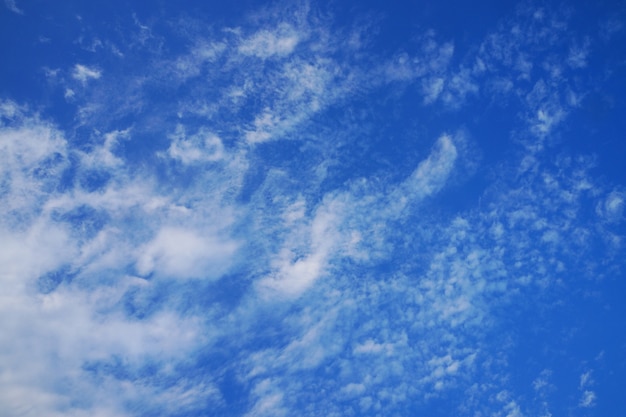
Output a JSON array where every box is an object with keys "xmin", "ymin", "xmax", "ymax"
[
  {"xmin": 0, "ymin": 99, "xmax": 23, "ymax": 118},
  {"xmin": 442, "ymin": 69, "xmax": 479, "ymax": 107},
  {"xmin": 401, "ymin": 134, "xmax": 458, "ymax": 199},
  {"xmin": 79, "ymin": 129, "xmax": 129, "ymax": 169},
  {"xmin": 239, "ymin": 24, "xmax": 300, "ymax": 58},
  {"xmin": 0, "ymin": 104, "xmax": 226, "ymax": 415},
  {"xmin": 579, "ymin": 390, "xmax": 596, "ymax": 408},
  {"xmin": 241, "ymin": 57, "xmax": 337, "ymax": 144},
  {"xmin": 72, "ymin": 64, "xmax": 102, "ymax": 84},
  {"xmin": 579, "ymin": 370, "xmax": 593, "ymax": 389},
  {"xmin": 382, "ymin": 39, "xmax": 454, "ymax": 83},
  {"xmin": 0, "ymin": 103, "xmax": 69, "ymax": 225},
  {"xmin": 0, "ymin": 281, "xmax": 205, "ymax": 415},
  {"xmin": 597, "ymin": 191, "xmax": 624, "ymax": 223},
  {"xmin": 166, "ymin": 126, "xmax": 226, "ymax": 164},
  {"xmin": 340, "ymin": 382, "xmax": 366, "ymax": 397},
  {"xmin": 567, "ymin": 39, "xmax": 590, "ymax": 68},
  {"xmin": 531, "ymin": 107, "xmax": 566, "ymax": 137},
  {"xmin": 255, "ymin": 133, "xmax": 459, "ymax": 299},
  {"xmin": 4, "ymin": 0, "xmax": 23, "ymax": 14},
  {"xmin": 0, "ymin": 115, "xmax": 67, "ymax": 176},
  {"xmin": 423, "ymin": 77, "xmax": 445, "ymax": 104},
  {"xmin": 282, "ymin": 198, "xmax": 306, "ymax": 224},
  {"xmin": 420, "ymin": 352, "xmax": 476, "ymax": 389},
  {"xmin": 353, "ymin": 339, "xmax": 394, "ymax": 355},
  {"xmin": 0, "ymin": 219, "xmax": 206, "ymax": 416},
  {"xmin": 514, "ymin": 53, "xmax": 533, "ymax": 79},
  {"xmin": 136, "ymin": 227, "xmax": 238, "ymax": 279},
  {"xmin": 245, "ymin": 109, "xmax": 282, "ymax": 144},
  {"xmin": 533, "ymin": 369, "xmax": 552, "ymax": 391},
  {"xmin": 245, "ymin": 392, "xmax": 286, "ymax": 417},
  {"xmin": 64, "ymin": 88, "xmax": 75, "ymax": 99},
  {"xmin": 172, "ymin": 41, "xmax": 226, "ymax": 80}
]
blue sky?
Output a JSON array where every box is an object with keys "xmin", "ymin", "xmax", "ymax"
[{"xmin": 1, "ymin": 0, "xmax": 625, "ymax": 416}]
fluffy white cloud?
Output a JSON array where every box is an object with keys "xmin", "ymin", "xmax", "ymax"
[
  {"xmin": 72, "ymin": 64, "xmax": 102, "ymax": 84},
  {"xmin": 136, "ymin": 227, "xmax": 238, "ymax": 279},
  {"xmin": 0, "ymin": 104, "xmax": 222, "ymax": 416}
]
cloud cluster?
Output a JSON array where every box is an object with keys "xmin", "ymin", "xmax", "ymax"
[{"xmin": 1, "ymin": 2, "xmax": 624, "ymax": 416}]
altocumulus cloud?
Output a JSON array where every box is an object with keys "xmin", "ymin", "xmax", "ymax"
[{"xmin": 1, "ymin": 1, "xmax": 625, "ymax": 416}]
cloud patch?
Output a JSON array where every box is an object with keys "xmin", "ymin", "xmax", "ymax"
[
  {"xmin": 238, "ymin": 24, "xmax": 301, "ymax": 58},
  {"xmin": 72, "ymin": 64, "xmax": 102, "ymax": 84},
  {"xmin": 136, "ymin": 227, "xmax": 238, "ymax": 280}
]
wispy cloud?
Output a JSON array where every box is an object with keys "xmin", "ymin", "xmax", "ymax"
[
  {"xmin": 1, "ymin": 2, "xmax": 624, "ymax": 416},
  {"xmin": 4, "ymin": 0, "xmax": 23, "ymax": 14},
  {"xmin": 238, "ymin": 23, "xmax": 301, "ymax": 58}
]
